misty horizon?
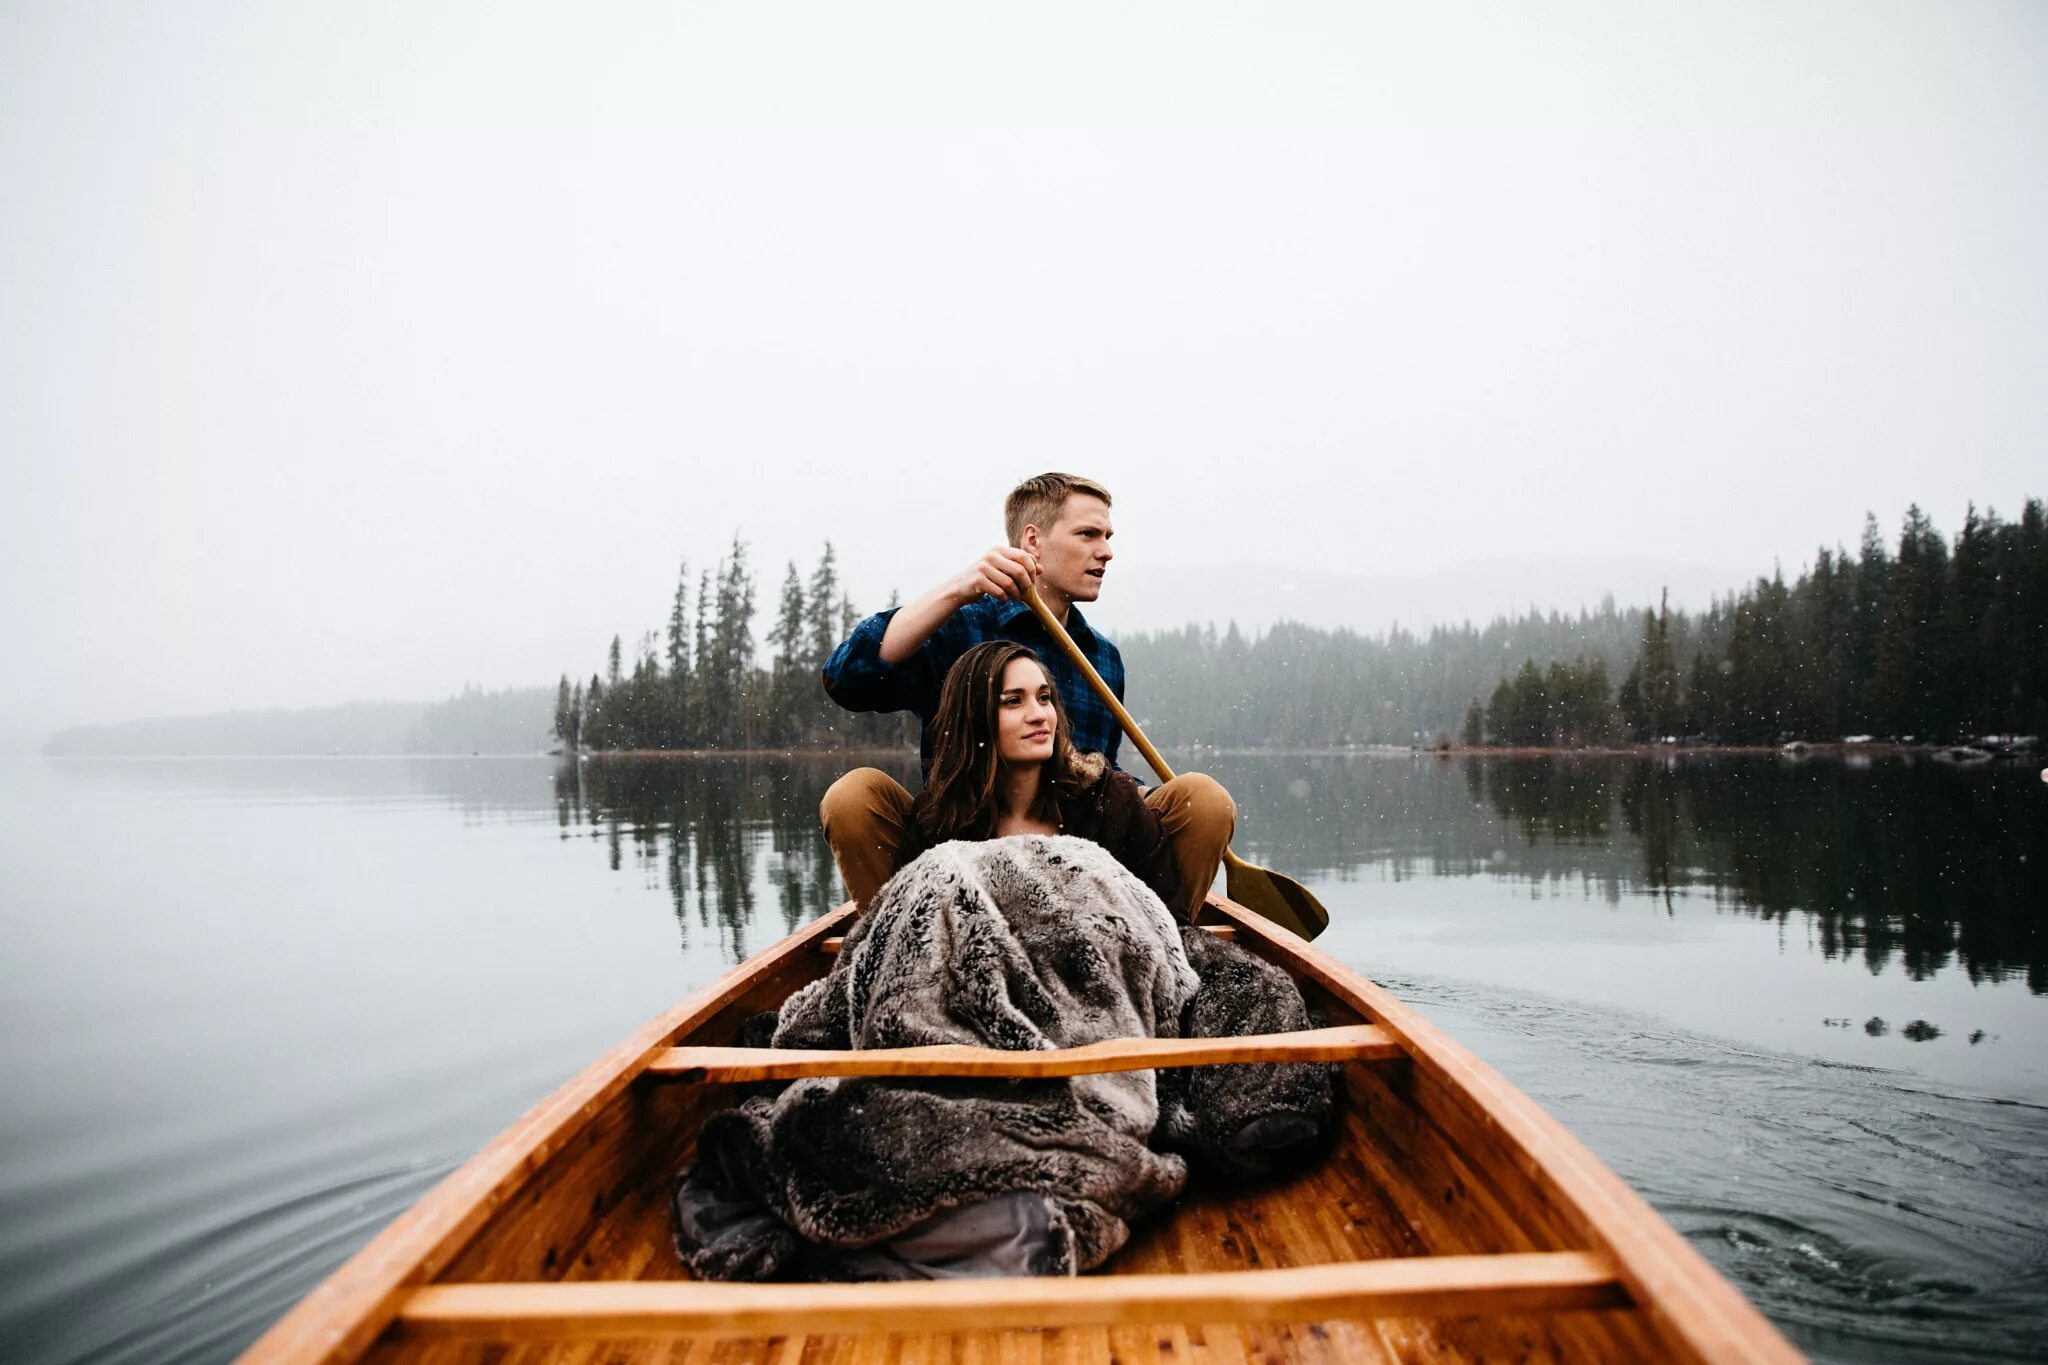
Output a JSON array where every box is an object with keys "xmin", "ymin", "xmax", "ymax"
[
  {"xmin": 24, "ymin": 546, "xmax": 1783, "ymax": 738},
  {"xmin": 5, "ymin": 4, "xmax": 2042, "ymax": 747}
]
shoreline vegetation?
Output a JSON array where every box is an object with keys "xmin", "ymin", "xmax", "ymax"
[
  {"xmin": 41, "ymin": 499, "xmax": 2045, "ymax": 759},
  {"xmin": 36, "ymin": 740, "xmax": 2034, "ymax": 762},
  {"xmin": 555, "ymin": 499, "xmax": 2045, "ymax": 758}
]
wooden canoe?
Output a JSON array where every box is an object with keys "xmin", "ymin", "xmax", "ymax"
[{"xmin": 240, "ymin": 893, "xmax": 1803, "ymax": 1363}]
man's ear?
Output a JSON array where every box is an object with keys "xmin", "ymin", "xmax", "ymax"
[{"xmin": 1018, "ymin": 524, "xmax": 1043, "ymax": 556}]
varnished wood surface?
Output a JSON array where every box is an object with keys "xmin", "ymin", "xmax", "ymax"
[
  {"xmin": 646, "ymin": 1024, "xmax": 1398, "ymax": 1081},
  {"xmin": 818, "ymin": 924, "xmax": 1239, "ymax": 955},
  {"xmin": 393, "ymin": 1253, "xmax": 1626, "ymax": 1340}
]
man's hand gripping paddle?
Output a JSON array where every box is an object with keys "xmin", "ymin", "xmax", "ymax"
[{"xmin": 1021, "ymin": 582, "xmax": 1331, "ymax": 940}]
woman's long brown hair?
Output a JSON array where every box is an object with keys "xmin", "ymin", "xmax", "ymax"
[{"xmin": 915, "ymin": 641, "xmax": 1103, "ymax": 845}]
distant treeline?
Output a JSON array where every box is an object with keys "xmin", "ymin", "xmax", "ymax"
[
  {"xmin": 43, "ymin": 687, "xmax": 556, "ymax": 756},
  {"xmin": 565, "ymin": 499, "xmax": 2045, "ymax": 755},
  {"xmin": 564, "ymin": 539, "xmax": 1658, "ymax": 754},
  {"xmin": 1608, "ymin": 501, "xmax": 2048, "ymax": 744},
  {"xmin": 58, "ymin": 499, "xmax": 2041, "ymax": 758},
  {"xmin": 1457, "ymin": 500, "xmax": 2048, "ymax": 747},
  {"xmin": 557, "ymin": 539, "xmax": 911, "ymax": 752},
  {"xmin": 1117, "ymin": 609, "xmax": 1644, "ymax": 749}
]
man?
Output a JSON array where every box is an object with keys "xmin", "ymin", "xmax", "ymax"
[{"xmin": 820, "ymin": 471, "xmax": 1234, "ymax": 918}]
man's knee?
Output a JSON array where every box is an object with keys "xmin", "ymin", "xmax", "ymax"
[
  {"xmin": 820, "ymin": 767, "xmax": 901, "ymax": 836},
  {"xmin": 1156, "ymin": 771, "xmax": 1236, "ymax": 842}
]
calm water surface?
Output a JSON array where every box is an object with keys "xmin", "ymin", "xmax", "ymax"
[{"xmin": 0, "ymin": 753, "xmax": 2043, "ymax": 1363}]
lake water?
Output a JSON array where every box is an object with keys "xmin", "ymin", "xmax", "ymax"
[{"xmin": 1, "ymin": 752, "xmax": 2043, "ymax": 1363}]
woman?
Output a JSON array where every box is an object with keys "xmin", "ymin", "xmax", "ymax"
[{"xmin": 899, "ymin": 640, "xmax": 1185, "ymax": 919}]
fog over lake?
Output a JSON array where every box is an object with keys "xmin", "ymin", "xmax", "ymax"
[{"xmin": 3, "ymin": 2, "xmax": 2044, "ymax": 743}]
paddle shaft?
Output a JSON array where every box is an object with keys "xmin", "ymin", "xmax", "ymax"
[{"xmin": 1021, "ymin": 583, "xmax": 1182, "ymax": 787}]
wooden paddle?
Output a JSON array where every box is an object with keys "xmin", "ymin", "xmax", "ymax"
[{"xmin": 1021, "ymin": 582, "xmax": 1331, "ymax": 940}]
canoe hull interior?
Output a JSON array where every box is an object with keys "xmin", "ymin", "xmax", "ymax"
[{"xmin": 245, "ymin": 899, "xmax": 1800, "ymax": 1364}]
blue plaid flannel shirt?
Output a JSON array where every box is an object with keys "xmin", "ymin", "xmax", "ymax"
[{"xmin": 822, "ymin": 597, "xmax": 1127, "ymax": 774}]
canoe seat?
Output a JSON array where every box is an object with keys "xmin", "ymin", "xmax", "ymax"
[
  {"xmin": 643, "ymin": 1024, "xmax": 1402, "ymax": 1083},
  {"xmin": 819, "ymin": 923, "xmax": 1239, "ymax": 954},
  {"xmin": 391, "ymin": 1251, "xmax": 1629, "ymax": 1341}
]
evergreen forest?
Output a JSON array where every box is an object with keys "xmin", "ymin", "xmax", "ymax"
[
  {"xmin": 551, "ymin": 498, "xmax": 2045, "ymax": 755},
  {"xmin": 556, "ymin": 539, "xmax": 912, "ymax": 753},
  {"xmin": 1603, "ymin": 502, "xmax": 2048, "ymax": 745}
]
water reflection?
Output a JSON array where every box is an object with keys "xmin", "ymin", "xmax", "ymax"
[
  {"xmin": 554, "ymin": 756, "xmax": 907, "ymax": 959},
  {"xmin": 1218, "ymin": 754, "xmax": 2047, "ymax": 992},
  {"xmin": 15, "ymin": 754, "xmax": 2042, "ymax": 1365},
  {"xmin": 555, "ymin": 753, "xmax": 2047, "ymax": 992}
]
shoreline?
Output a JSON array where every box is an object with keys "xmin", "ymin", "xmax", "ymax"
[
  {"xmin": 39, "ymin": 741, "xmax": 2025, "ymax": 762},
  {"xmin": 568, "ymin": 740, "xmax": 2005, "ymax": 761}
]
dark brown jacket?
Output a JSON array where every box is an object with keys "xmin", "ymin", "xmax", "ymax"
[{"xmin": 904, "ymin": 765, "xmax": 1185, "ymax": 920}]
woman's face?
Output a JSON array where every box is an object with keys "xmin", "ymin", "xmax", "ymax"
[{"xmin": 995, "ymin": 657, "xmax": 1058, "ymax": 767}]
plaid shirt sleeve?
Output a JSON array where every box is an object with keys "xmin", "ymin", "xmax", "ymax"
[{"xmin": 821, "ymin": 603, "xmax": 995, "ymax": 717}]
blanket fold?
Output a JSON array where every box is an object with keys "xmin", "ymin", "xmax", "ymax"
[{"xmin": 674, "ymin": 834, "xmax": 1337, "ymax": 1282}]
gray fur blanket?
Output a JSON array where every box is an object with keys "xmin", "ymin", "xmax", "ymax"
[{"xmin": 678, "ymin": 835, "xmax": 1334, "ymax": 1281}]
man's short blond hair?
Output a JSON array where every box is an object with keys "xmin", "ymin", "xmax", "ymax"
[{"xmin": 1004, "ymin": 472, "xmax": 1112, "ymax": 546}]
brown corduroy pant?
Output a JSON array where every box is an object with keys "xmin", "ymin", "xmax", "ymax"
[{"xmin": 819, "ymin": 767, "xmax": 1236, "ymax": 921}]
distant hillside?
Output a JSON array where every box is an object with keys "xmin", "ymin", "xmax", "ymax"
[{"xmin": 43, "ymin": 685, "xmax": 555, "ymax": 756}]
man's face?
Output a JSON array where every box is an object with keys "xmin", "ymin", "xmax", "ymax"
[{"xmin": 1027, "ymin": 494, "xmax": 1115, "ymax": 604}]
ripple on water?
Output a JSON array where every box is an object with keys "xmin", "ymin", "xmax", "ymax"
[
  {"xmin": 1391, "ymin": 972, "xmax": 2048, "ymax": 1365},
  {"xmin": 5, "ymin": 1152, "xmax": 453, "ymax": 1365}
]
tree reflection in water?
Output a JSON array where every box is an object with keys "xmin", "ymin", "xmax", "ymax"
[
  {"xmin": 556, "ymin": 755, "xmax": 909, "ymax": 960},
  {"xmin": 557, "ymin": 751, "xmax": 2044, "ymax": 990}
]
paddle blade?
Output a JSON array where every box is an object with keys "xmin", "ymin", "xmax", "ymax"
[{"xmin": 1222, "ymin": 859, "xmax": 1331, "ymax": 940}]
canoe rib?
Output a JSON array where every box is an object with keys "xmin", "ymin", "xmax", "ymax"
[
  {"xmin": 393, "ymin": 1252, "xmax": 1627, "ymax": 1341},
  {"xmin": 647, "ymin": 1024, "xmax": 1399, "ymax": 1081}
]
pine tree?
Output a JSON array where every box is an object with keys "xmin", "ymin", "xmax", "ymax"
[
  {"xmin": 1486, "ymin": 677, "xmax": 1513, "ymax": 747},
  {"xmin": 1944, "ymin": 504, "xmax": 1998, "ymax": 734},
  {"xmin": 806, "ymin": 542, "xmax": 843, "ymax": 671},
  {"xmin": 2019, "ymin": 499, "xmax": 2048, "ymax": 735},
  {"xmin": 768, "ymin": 561, "xmax": 808, "ymax": 745},
  {"xmin": 691, "ymin": 568, "xmax": 712, "ymax": 742},
  {"xmin": 553, "ymin": 675, "xmax": 574, "ymax": 749},
  {"xmin": 1807, "ymin": 547, "xmax": 1851, "ymax": 737},
  {"xmin": 1621, "ymin": 588, "xmax": 1682, "ymax": 741},
  {"xmin": 1873, "ymin": 505, "xmax": 1945, "ymax": 737},
  {"xmin": 1509, "ymin": 659, "xmax": 1547, "ymax": 745},
  {"xmin": 1846, "ymin": 513, "xmax": 1889, "ymax": 732},
  {"xmin": 666, "ymin": 559, "xmax": 691, "ymax": 747},
  {"xmin": 1461, "ymin": 699, "xmax": 1483, "ymax": 747},
  {"xmin": 708, "ymin": 536, "xmax": 757, "ymax": 748},
  {"xmin": 1685, "ymin": 652, "xmax": 1720, "ymax": 738}
]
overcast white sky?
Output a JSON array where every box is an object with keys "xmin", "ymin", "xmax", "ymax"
[{"xmin": 3, "ymin": 1, "xmax": 2043, "ymax": 739}]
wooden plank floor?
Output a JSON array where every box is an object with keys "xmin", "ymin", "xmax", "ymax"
[{"xmin": 365, "ymin": 1085, "xmax": 1641, "ymax": 1364}]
